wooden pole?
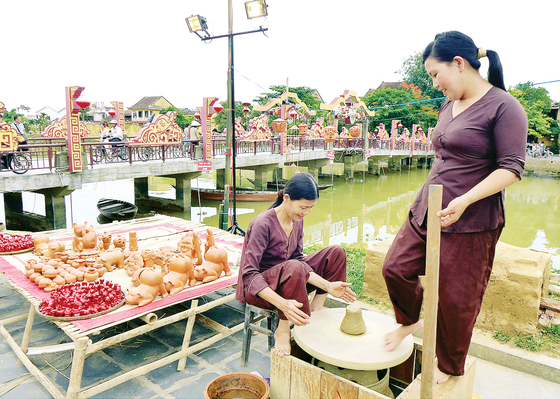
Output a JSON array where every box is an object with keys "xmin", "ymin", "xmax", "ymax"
[{"xmin": 420, "ymin": 184, "xmax": 443, "ymax": 398}]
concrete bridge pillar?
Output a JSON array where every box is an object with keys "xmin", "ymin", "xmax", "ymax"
[
  {"xmin": 216, "ymin": 169, "xmax": 226, "ymax": 190},
  {"xmin": 134, "ymin": 172, "xmax": 201, "ymax": 211},
  {"xmin": 368, "ymin": 158, "xmax": 381, "ymax": 176},
  {"xmin": 343, "ymin": 154, "xmax": 361, "ymax": 179},
  {"xmin": 388, "ymin": 157, "xmax": 402, "ymax": 172},
  {"xmin": 306, "ymin": 159, "xmax": 330, "ymax": 180},
  {"xmin": 272, "ymin": 167, "xmax": 284, "ymax": 182},
  {"xmin": 4, "ymin": 187, "xmax": 73, "ymax": 232},
  {"xmin": 252, "ymin": 165, "xmax": 278, "ymax": 191}
]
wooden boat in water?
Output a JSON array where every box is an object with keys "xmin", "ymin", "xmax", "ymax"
[
  {"xmin": 97, "ymin": 198, "xmax": 138, "ymax": 220},
  {"xmin": 191, "ymin": 188, "xmax": 277, "ymax": 202},
  {"xmin": 246, "ymin": 178, "xmax": 332, "ymax": 191}
]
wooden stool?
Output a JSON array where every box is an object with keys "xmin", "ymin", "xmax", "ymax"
[{"xmin": 241, "ymin": 304, "xmax": 279, "ymax": 367}]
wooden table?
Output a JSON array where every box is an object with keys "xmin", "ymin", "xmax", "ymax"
[{"xmin": 0, "ymin": 215, "xmax": 245, "ymax": 399}]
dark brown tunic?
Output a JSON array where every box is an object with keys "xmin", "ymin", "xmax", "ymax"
[
  {"xmin": 383, "ymin": 87, "xmax": 528, "ymax": 376},
  {"xmin": 236, "ymin": 208, "xmax": 346, "ymax": 320}
]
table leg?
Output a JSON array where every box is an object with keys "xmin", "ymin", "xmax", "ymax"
[
  {"xmin": 18, "ymin": 304, "xmax": 36, "ymax": 365},
  {"xmin": 66, "ymin": 337, "xmax": 89, "ymax": 399},
  {"xmin": 177, "ymin": 299, "xmax": 198, "ymax": 371}
]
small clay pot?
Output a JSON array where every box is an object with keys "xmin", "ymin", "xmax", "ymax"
[
  {"xmin": 85, "ymin": 258, "xmax": 96, "ymax": 268},
  {"xmin": 53, "ymin": 275, "xmax": 66, "ymax": 286},
  {"xmin": 60, "ymin": 253, "xmax": 69, "ymax": 263},
  {"xmin": 94, "ymin": 264, "xmax": 106, "ymax": 277},
  {"xmin": 84, "ymin": 267, "xmax": 99, "ymax": 282}
]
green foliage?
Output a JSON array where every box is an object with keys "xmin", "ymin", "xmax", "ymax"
[
  {"xmin": 492, "ymin": 331, "xmax": 511, "ymax": 343},
  {"xmin": 254, "ymin": 85, "xmax": 322, "ymax": 110},
  {"xmin": 27, "ymin": 112, "xmax": 52, "ymax": 133},
  {"xmin": 492, "ymin": 328, "xmax": 560, "ymax": 357},
  {"xmin": 159, "ymin": 106, "xmax": 192, "ymax": 130},
  {"xmin": 363, "ymin": 85, "xmax": 438, "ymax": 131},
  {"xmin": 398, "ymin": 52, "xmax": 443, "ymax": 101},
  {"xmin": 79, "ymin": 106, "xmax": 92, "ymax": 122},
  {"xmin": 213, "ymin": 102, "xmax": 248, "ymax": 133},
  {"xmin": 509, "ymin": 82, "xmax": 554, "ymax": 140}
]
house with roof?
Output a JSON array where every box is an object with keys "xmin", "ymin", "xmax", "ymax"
[
  {"xmin": 363, "ymin": 82, "xmax": 404, "ymax": 97},
  {"xmin": 34, "ymin": 106, "xmax": 59, "ymax": 121},
  {"xmin": 128, "ymin": 96, "xmax": 175, "ymax": 125}
]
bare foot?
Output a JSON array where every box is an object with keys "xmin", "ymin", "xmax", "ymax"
[
  {"xmin": 384, "ymin": 320, "xmax": 423, "ymax": 351},
  {"xmin": 416, "ymin": 360, "xmax": 450, "ymax": 384},
  {"xmin": 309, "ymin": 293, "xmax": 327, "ymax": 312},
  {"xmin": 274, "ymin": 320, "xmax": 291, "ymax": 357}
]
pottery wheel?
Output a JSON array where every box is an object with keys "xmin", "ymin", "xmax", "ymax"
[{"xmin": 293, "ymin": 308, "xmax": 413, "ymax": 371}]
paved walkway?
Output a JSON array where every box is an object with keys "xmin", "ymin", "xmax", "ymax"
[{"xmin": 1, "ymin": 275, "xmax": 559, "ymax": 398}]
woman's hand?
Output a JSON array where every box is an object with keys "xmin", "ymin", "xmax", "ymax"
[
  {"xmin": 327, "ymin": 282, "xmax": 357, "ymax": 303},
  {"xmin": 280, "ymin": 299, "xmax": 310, "ymax": 326},
  {"xmin": 437, "ymin": 196, "xmax": 470, "ymax": 227}
]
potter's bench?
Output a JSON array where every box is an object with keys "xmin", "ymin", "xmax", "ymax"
[{"xmin": 0, "ymin": 215, "xmax": 245, "ymax": 399}]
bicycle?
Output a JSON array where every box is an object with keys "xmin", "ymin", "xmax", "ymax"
[
  {"xmin": 1, "ymin": 151, "xmax": 31, "ymax": 174},
  {"xmin": 92, "ymin": 142, "xmax": 130, "ymax": 163}
]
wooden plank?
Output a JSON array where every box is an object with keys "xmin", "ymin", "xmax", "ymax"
[
  {"xmin": 270, "ymin": 351, "xmax": 292, "ymax": 399},
  {"xmin": 421, "ymin": 184, "xmax": 442, "ymax": 398},
  {"xmin": 290, "ymin": 356, "xmax": 321, "ymax": 399},
  {"xmin": 541, "ymin": 297, "xmax": 560, "ymax": 313},
  {"xmin": 320, "ymin": 369, "xmax": 359, "ymax": 399},
  {"xmin": 398, "ymin": 356, "xmax": 476, "ymax": 399}
]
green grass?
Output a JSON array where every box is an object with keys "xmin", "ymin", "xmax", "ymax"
[
  {"xmin": 549, "ymin": 292, "xmax": 560, "ymax": 302},
  {"xmin": 492, "ymin": 323, "xmax": 560, "ymax": 357},
  {"xmin": 303, "ymin": 244, "xmax": 393, "ymax": 310}
]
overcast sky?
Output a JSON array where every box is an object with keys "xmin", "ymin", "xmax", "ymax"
[{"xmin": 3, "ymin": 0, "xmax": 560, "ymax": 113}]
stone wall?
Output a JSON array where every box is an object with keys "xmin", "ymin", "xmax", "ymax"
[{"xmin": 363, "ymin": 239, "xmax": 552, "ymax": 335}]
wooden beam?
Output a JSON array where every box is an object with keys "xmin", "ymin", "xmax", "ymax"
[{"xmin": 420, "ymin": 184, "xmax": 443, "ymax": 398}]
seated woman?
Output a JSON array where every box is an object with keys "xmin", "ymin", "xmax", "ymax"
[{"xmin": 236, "ymin": 172, "xmax": 356, "ymax": 356}]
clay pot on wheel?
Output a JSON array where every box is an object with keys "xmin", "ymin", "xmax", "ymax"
[{"xmin": 84, "ymin": 267, "xmax": 99, "ymax": 282}]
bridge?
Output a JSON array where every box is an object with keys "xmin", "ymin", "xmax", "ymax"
[{"xmin": 0, "ymin": 137, "xmax": 433, "ymax": 232}]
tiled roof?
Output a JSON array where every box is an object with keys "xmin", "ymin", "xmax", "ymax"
[{"xmin": 129, "ymin": 96, "xmax": 173, "ymax": 110}]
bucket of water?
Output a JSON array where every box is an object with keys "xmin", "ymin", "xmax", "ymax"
[{"xmin": 204, "ymin": 372, "xmax": 270, "ymax": 399}]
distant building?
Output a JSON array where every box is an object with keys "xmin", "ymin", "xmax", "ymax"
[
  {"xmin": 363, "ymin": 82, "xmax": 404, "ymax": 97},
  {"xmin": 34, "ymin": 106, "xmax": 59, "ymax": 121},
  {"xmin": 128, "ymin": 96, "xmax": 174, "ymax": 125}
]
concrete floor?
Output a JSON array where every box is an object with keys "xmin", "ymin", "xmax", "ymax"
[{"xmin": 0, "ymin": 274, "xmax": 559, "ymax": 399}]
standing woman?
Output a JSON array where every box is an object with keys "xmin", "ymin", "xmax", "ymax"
[
  {"xmin": 236, "ymin": 172, "xmax": 356, "ymax": 356},
  {"xmin": 382, "ymin": 31, "xmax": 527, "ymax": 383}
]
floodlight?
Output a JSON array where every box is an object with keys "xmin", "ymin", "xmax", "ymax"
[
  {"xmin": 186, "ymin": 15, "xmax": 208, "ymax": 33},
  {"xmin": 245, "ymin": 0, "xmax": 268, "ymax": 19}
]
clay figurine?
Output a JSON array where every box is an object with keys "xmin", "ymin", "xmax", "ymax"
[
  {"xmin": 163, "ymin": 254, "xmax": 196, "ymax": 295},
  {"xmin": 113, "ymin": 235, "xmax": 126, "ymax": 250},
  {"xmin": 72, "ymin": 222, "xmax": 86, "ymax": 252},
  {"xmin": 193, "ymin": 228, "xmax": 231, "ymax": 283},
  {"xmin": 101, "ymin": 231, "xmax": 112, "ymax": 250},
  {"xmin": 98, "ymin": 249, "xmax": 124, "ymax": 271},
  {"xmin": 125, "ymin": 267, "xmax": 168, "ymax": 306},
  {"xmin": 33, "ymin": 234, "xmax": 50, "ymax": 256},
  {"xmin": 81, "ymin": 223, "xmax": 97, "ymax": 250},
  {"xmin": 178, "ymin": 231, "xmax": 203, "ymax": 266},
  {"xmin": 124, "ymin": 253, "xmax": 144, "ymax": 276},
  {"xmin": 129, "ymin": 231, "xmax": 138, "ymax": 251}
]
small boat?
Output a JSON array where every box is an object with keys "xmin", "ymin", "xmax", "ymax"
[
  {"xmin": 247, "ymin": 178, "xmax": 332, "ymax": 191},
  {"xmin": 191, "ymin": 188, "xmax": 277, "ymax": 202},
  {"xmin": 97, "ymin": 198, "xmax": 138, "ymax": 220}
]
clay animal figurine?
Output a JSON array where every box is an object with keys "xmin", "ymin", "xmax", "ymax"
[
  {"xmin": 72, "ymin": 222, "xmax": 86, "ymax": 252},
  {"xmin": 163, "ymin": 254, "xmax": 195, "ymax": 295},
  {"xmin": 81, "ymin": 223, "xmax": 97, "ymax": 250},
  {"xmin": 125, "ymin": 267, "xmax": 168, "ymax": 306},
  {"xmin": 101, "ymin": 231, "xmax": 112, "ymax": 250},
  {"xmin": 193, "ymin": 228, "xmax": 231, "ymax": 283},
  {"xmin": 113, "ymin": 235, "xmax": 126, "ymax": 250},
  {"xmin": 33, "ymin": 234, "xmax": 50, "ymax": 256},
  {"xmin": 98, "ymin": 249, "xmax": 124, "ymax": 271},
  {"xmin": 124, "ymin": 253, "xmax": 144, "ymax": 276},
  {"xmin": 48, "ymin": 241, "xmax": 65, "ymax": 259},
  {"xmin": 178, "ymin": 231, "xmax": 203, "ymax": 266}
]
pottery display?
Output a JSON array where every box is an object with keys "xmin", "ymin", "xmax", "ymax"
[
  {"xmin": 163, "ymin": 254, "xmax": 195, "ymax": 295},
  {"xmin": 194, "ymin": 228, "xmax": 231, "ymax": 283},
  {"xmin": 178, "ymin": 231, "xmax": 202, "ymax": 266},
  {"xmin": 124, "ymin": 253, "xmax": 144, "ymax": 276},
  {"xmin": 125, "ymin": 267, "xmax": 168, "ymax": 306},
  {"xmin": 98, "ymin": 249, "xmax": 124, "ymax": 271},
  {"xmin": 84, "ymin": 268, "xmax": 99, "ymax": 282},
  {"xmin": 129, "ymin": 231, "xmax": 138, "ymax": 251},
  {"xmin": 113, "ymin": 235, "xmax": 126, "ymax": 250}
]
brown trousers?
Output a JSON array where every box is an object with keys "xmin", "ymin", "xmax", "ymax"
[
  {"xmin": 244, "ymin": 245, "xmax": 347, "ymax": 320},
  {"xmin": 382, "ymin": 212, "xmax": 502, "ymax": 376}
]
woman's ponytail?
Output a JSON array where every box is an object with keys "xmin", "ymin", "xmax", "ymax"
[{"xmin": 486, "ymin": 50, "xmax": 506, "ymax": 91}]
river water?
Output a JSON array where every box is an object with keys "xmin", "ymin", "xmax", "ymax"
[{"xmin": 8, "ymin": 167, "xmax": 560, "ymax": 271}]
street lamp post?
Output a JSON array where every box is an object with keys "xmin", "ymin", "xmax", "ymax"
[{"xmin": 187, "ymin": 0, "xmax": 268, "ymax": 236}]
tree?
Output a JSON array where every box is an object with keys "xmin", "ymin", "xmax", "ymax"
[
  {"xmin": 362, "ymin": 84, "xmax": 438, "ymax": 131},
  {"xmin": 398, "ymin": 53, "xmax": 443, "ymax": 100},
  {"xmin": 509, "ymin": 82, "xmax": 554, "ymax": 140},
  {"xmin": 158, "ymin": 106, "xmax": 193, "ymax": 130}
]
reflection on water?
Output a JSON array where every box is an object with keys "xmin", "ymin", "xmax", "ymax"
[{"xmin": 8, "ymin": 168, "xmax": 559, "ymax": 270}]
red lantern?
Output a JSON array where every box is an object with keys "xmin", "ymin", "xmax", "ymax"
[
  {"xmin": 213, "ymin": 103, "xmax": 224, "ymax": 113},
  {"xmin": 76, "ymin": 96, "xmax": 90, "ymax": 110},
  {"xmin": 397, "ymin": 122, "xmax": 403, "ymax": 129},
  {"xmin": 298, "ymin": 123, "xmax": 308, "ymax": 136},
  {"xmin": 269, "ymin": 109, "xmax": 274, "ymax": 116},
  {"xmin": 108, "ymin": 108, "xmax": 116, "ymax": 117},
  {"xmin": 418, "ymin": 127, "xmax": 423, "ymax": 132},
  {"xmin": 324, "ymin": 126, "xmax": 336, "ymax": 143},
  {"xmin": 242, "ymin": 102, "xmax": 251, "ymax": 117},
  {"xmin": 349, "ymin": 125, "xmax": 361, "ymax": 138},
  {"xmin": 374, "ymin": 128, "xmax": 379, "ymax": 133},
  {"xmin": 288, "ymin": 109, "xmax": 298, "ymax": 120},
  {"xmin": 194, "ymin": 111, "xmax": 201, "ymax": 120}
]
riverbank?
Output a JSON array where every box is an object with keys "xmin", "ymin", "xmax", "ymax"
[{"xmin": 524, "ymin": 155, "xmax": 560, "ymax": 178}]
